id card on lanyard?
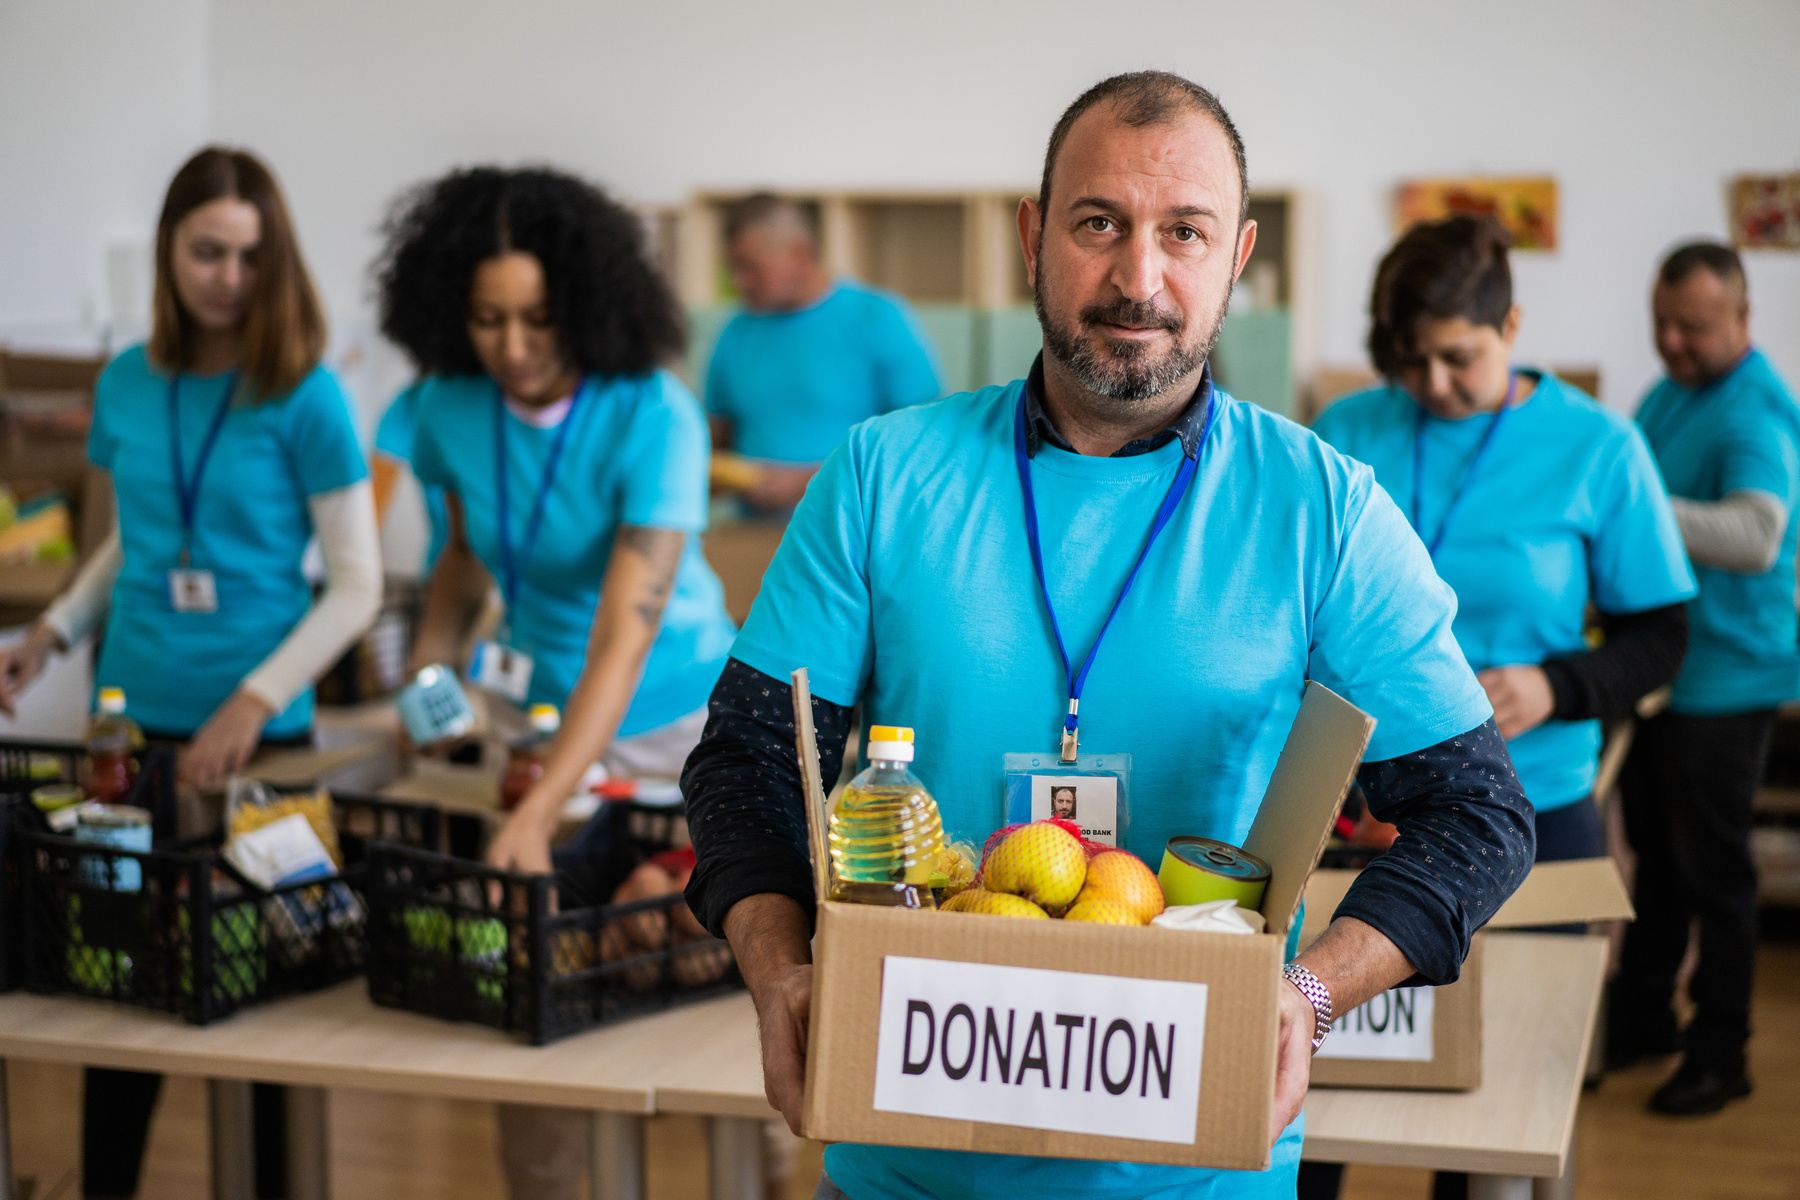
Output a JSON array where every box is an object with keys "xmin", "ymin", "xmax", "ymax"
[
  {"xmin": 467, "ymin": 382, "xmax": 583, "ymax": 703},
  {"xmin": 1002, "ymin": 380, "xmax": 1217, "ymax": 848},
  {"xmin": 1411, "ymin": 372, "xmax": 1517, "ymax": 560},
  {"xmin": 166, "ymin": 372, "xmax": 235, "ymax": 614}
]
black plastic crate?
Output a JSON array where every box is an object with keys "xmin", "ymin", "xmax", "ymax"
[
  {"xmin": 364, "ymin": 801, "xmax": 738, "ymax": 1044},
  {"xmin": 2, "ymin": 739, "xmax": 91, "ymax": 994},
  {"xmin": 17, "ymin": 791, "xmax": 440, "ymax": 1023}
]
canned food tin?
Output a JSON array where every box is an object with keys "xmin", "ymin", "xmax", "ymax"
[
  {"xmin": 31, "ymin": 783, "xmax": 86, "ymax": 813},
  {"xmin": 76, "ymin": 805, "xmax": 152, "ymax": 892},
  {"xmin": 1158, "ymin": 836, "xmax": 1271, "ymax": 911}
]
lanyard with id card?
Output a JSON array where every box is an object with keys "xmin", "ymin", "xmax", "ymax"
[
  {"xmin": 166, "ymin": 372, "xmax": 235, "ymax": 614},
  {"xmin": 467, "ymin": 382, "xmax": 583, "ymax": 702},
  {"xmin": 1001, "ymin": 379, "xmax": 1217, "ymax": 849}
]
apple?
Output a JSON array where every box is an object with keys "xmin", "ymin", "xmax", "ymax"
[
  {"xmin": 967, "ymin": 891, "xmax": 1050, "ymax": 919},
  {"xmin": 1075, "ymin": 850, "xmax": 1165, "ymax": 924},
  {"xmin": 982, "ymin": 822, "xmax": 1088, "ymax": 912},
  {"xmin": 1062, "ymin": 897, "xmax": 1142, "ymax": 925}
]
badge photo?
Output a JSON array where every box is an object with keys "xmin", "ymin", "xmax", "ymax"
[
  {"xmin": 1003, "ymin": 753, "xmax": 1131, "ymax": 848},
  {"xmin": 168, "ymin": 567, "xmax": 219, "ymax": 614},
  {"xmin": 469, "ymin": 638, "xmax": 534, "ymax": 703}
]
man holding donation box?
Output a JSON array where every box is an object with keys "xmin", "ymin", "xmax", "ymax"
[{"xmin": 682, "ymin": 72, "xmax": 1534, "ymax": 1199}]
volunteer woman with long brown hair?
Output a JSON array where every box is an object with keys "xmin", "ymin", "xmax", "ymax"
[{"xmin": 0, "ymin": 147, "xmax": 380, "ymax": 1199}]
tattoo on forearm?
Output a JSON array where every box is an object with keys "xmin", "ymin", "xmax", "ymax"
[{"xmin": 616, "ymin": 525, "xmax": 684, "ymax": 628}]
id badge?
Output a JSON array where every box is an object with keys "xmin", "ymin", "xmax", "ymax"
[
  {"xmin": 469, "ymin": 639, "xmax": 534, "ymax": 702},
  {"xmin": 168, "ymin": 568, "xmax": 218, "ymax": 614},
  {"xmin": 1002, "ymin": 751, "xmax": 1132, "ymax": 848}
]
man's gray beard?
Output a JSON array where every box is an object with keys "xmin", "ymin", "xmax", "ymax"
[{"xmin": 1035, "ymin": 273, "xmax": 1227, "ymax": 416}]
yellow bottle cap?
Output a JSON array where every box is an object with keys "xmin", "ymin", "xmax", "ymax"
[
  {"xmin": 97, "ymin": 687, "xmax": 126, "ymax": 714},
  {"xmin": 866, "ymin": 726, "xmax": 914, "ymax": 743},
  {"xmin": 528, "ymin": 703, "xmax": 561, "ymax": 733}
]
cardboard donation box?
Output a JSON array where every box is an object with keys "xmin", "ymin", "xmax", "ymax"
[
  {"xmin": 1305, "ymin": 857, "xmax": 1634, "ymax": 1090},
  {"xmin": 791, "ymin": 670, "xmax": 1375, "ymax": 1171}
]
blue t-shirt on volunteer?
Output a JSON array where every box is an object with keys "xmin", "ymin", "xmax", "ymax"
[
  {"xmin": 408, "ymin": 371, "xmax": 737, "ymax": 735},
  {"xmin": 705, "ymin": 279, "xmax": 942, "ymax": 464},
  {"xmin": 87, "ymin": 344, "xmax": 367, "ymax": 739},
  {"xmin": 374, "ymin": 381, "xmax": 449, "ymax": 571},
  {"xmin": 1313, "ymin": 371, "xmax": 1696, "ymax": 811},
  {"xmin": 1635, "ymin": 348, "xmax": 1800, "ymax": 715},
  {"xmin": 730, "ymin": 377, "xmax": 1494, "ymax": 1200}
]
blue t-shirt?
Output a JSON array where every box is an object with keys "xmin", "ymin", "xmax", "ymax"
[
  {"xmin": 706, "ymin": 279, "xmax": 942, "ymax": 463},
  {"xmin": 731, "ymin": 381, "xmax": 1493, "ymax": 1200},
  {"xmin": 1636, "ymin": 348, "xmax": 1800, "ymax": 715},
  {"xmin": 409, "ymin": 371, "xmax": 737, "ymax": 736},
  {"xmin": 1313, "ymin": 372, "xmax": 1696, "ymax": 810},
  {"xmin": 88, "ymin": 345, "xmax": 368, "ymax": 738},
  {"xmin": 374, "ymin": 381, "xmax": 449, "ymax": 571}
]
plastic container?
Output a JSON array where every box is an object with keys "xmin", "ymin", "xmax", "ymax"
[
  {"xmin": 84, "ymin": 687, "xmax": 142, "ymax": 804},
  {"xmin": 396, "ymin": 665, "xmax": 476, "ymax": 747},
  {"xmin": 16, "ymin": 791, "xmax": 440, "ymax": 1024},
  {"xmin": 499, "ymin": 704, "xmax": 560, "ymax": 812},
  {"xmin": 827, "ymin": 725, "xmax": 943, "ymax": 909},
  {"xmin": 363, "ymin": 799, "xmax": 736, "ymax": 1044}
]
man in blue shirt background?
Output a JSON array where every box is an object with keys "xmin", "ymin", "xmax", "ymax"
[
  {"xmin": 683, "ymin": 72, "xmax": 1532, "ymax": 1200},
  {"xmin": 1609, "ymin": 242, "xmax": 1800, "ymax": 1115},
  {"xmin": 706, "ymin": 193, "xmax": 941, "ymax": 513}
]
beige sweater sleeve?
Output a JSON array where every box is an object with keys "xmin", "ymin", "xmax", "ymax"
[
  {"xmin": 1671, "ymin": 489, "xmax": 1788, "ymax": 575},
  {"xmin": 41, "ymin": 527, "xmax": 124, "ymax": 647},
  {"xmin": 240, "ymin": 480, "xmax": 384, "ymax": 713}
]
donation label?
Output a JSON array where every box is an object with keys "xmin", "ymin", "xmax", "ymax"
[
  {"xmin": 871, "ymin": 955, "xmax": 1207, "ymax": 1144},
  {"xmin": 1314, "ymin": 985, "xmax": 1435, "ymax": 1061}
]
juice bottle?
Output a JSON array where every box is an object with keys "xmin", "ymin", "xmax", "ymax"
[
  {"xmin": 500, "ymin": 703, "xmax": 560, "ymax": 812},
  {"xmin": 85, "ymin": 687, "xmax": 142, "ymax": 804},
  {"xmin": 827, "ymin": 725, "xmax": 943, "ymax": 908}
]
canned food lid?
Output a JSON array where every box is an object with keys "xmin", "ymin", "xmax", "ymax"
[
  {"xmin": 1167, "ymin": 836, "xmax": 1271, "ymax": 881},
  {"xmin": 78, "ymin": 804, "xmax": 152, "ymax": 828}
]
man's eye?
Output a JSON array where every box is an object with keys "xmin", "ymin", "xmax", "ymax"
[
  {"xmin": 1171, "ymin": 226, "xmax": 1200, "ymax": 243},
  {"xmin": 1083, "ymin": 216, "xmax": 1114, "ymax": 233}
]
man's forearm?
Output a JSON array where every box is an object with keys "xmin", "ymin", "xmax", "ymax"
[
  {"xmin": 1294, "ymin": 915, "xmax": 1415, "ymax": 1015},
  {"xmin": 723, "ymin": 893, "xmax": 813, "ymax": 992}
]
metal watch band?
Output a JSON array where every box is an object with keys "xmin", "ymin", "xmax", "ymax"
[{"xmin": 1282, "ymin": 963, "xmax": 1333, "ymax": 1051}]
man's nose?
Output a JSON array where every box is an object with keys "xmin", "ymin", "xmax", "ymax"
[{"xmin": 1111, "ymin": 229, "xmax": 1165, "ymax": 303}]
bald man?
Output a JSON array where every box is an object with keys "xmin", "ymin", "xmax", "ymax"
[
  {"xmin": 1610, "ymin": 243, "xmax": 1800, "ymax": 1114},
  {"xmin": 705, "ymin": 194, "xmax": 941, "ymax": 512}
]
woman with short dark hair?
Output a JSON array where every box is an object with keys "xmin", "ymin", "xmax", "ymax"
[{"xmin": 375, "ymin": 165, "xmax": 737, "ymax": 1200}]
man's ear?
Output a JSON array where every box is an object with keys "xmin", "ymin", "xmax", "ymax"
[
  {"xmin": 1017, "ymin": 197, "xmax": 1043, "ymax": 288},
  {"xmin": 1232, "ymin": 219, "xmax": 1259, "ymax": 283}
]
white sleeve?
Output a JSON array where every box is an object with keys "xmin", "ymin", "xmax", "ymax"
[
  {"xmin": 240, "ymin": 480, "xmax": 384, "ymax": 713},
  {"xmin": 41, "ymin": 527, "xmax": 124, "ymax": 647},
  {"xmin": 1671, "ymin": 488, "xmax": 1788, "ymax": 574}
]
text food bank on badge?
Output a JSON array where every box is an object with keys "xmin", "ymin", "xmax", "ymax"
[{"xmin": 872, "ymin": 956, "xmax": 1209, "ymax": 1144}]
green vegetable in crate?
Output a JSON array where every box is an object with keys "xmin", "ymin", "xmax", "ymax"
[
  {"xmin": 65, "ymin": 894, "xmax": 132, "ymax": 994},
  {"xmin": 178, "ymin": 900, "xmax": 265, "ymax": 1002},
  {"xmin": 401, "ymin": 905, "xmax": 507, "ymax": 1004}
]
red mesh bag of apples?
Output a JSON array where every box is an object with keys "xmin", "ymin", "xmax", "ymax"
[{"xmin": 940, "ymin": 818, "xmax": 1165, "ymax": 925}]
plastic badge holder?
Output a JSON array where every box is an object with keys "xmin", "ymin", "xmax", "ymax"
[{"xmin": 396, "ymin": 665, "xmax": 477, "ymax": 747}]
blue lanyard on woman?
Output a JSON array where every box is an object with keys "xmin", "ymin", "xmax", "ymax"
[
  {"xmin": 493, "ymin": 381, "xmax": 584, "ymax": 615},
  {"xmin": 167, "ymin": 371, "xmax": 236, "ymax": 566},
  {"xmin": 1014, "ymin": 380, "xmax": 1218, "ymax": 762},
  {"xmin": 1411, "ymin": 372, "xmax": 1517, "ymax": 560}
]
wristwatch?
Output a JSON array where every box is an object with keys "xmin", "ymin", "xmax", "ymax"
[{"xmin": 1282, "ymin": 963, "xmax": 1333, "ymax": 1052}]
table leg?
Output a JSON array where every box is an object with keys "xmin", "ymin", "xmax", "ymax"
[
  {"xmin": 1534, "ymin": 1124, "xmax": 1577, "ymax": 1200},
  {"xmin": 0, "ymin": 1059, "xmax": 14, "ymax": 1200},
  {"xmin": 708, "ymin": 1117, "xmax": 766, "ymax": 1200},
  {"xmin": 1468, "ymin": 1177, "xmax": 1532, "ymax": 1200},
  {"xmin": 588, "ymin": 1112, "xmax": 644, "ymax": 1200},
  {"xmin": 286, "ymin": 1085, "xmax": 330, "ymax": 1200},
  {"xmin": 209, "ymin": 1079, "xmax": 255, "ymax": 1200}
]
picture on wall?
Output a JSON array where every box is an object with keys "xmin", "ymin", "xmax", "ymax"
[
  {"xmin": 1395, "ymin": 176, "xmax": 1558, "ymax": 250},
  {"xmin": 1729, "ymin": 173, "xmax": 1800, "ymax": 250}
]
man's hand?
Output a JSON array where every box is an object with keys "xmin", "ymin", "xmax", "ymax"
[
  {"xmin": 1271, "ymin": 981, "xmax": 1317, "ymax": 1144},
  {"xmin": 745, "ymin": 464, "xmax": 817, "ymax": 513},
  {"xmin": 180, "ymin": 689, "xmax": 274, "ymax": 788},
  {"xmin": 723, "ymin": 893, "xmax": 814, "ymax": 1135},
  {"xmin": 1477, "ymin": 664, "xmax": 1554, "ymax": 739}
]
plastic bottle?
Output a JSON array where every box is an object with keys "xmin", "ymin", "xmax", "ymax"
[
  {"xmin": 828, "ymin": 725, "xmax": 943, "ymax": 908},
  {"xmin": 500, "ymin": 703, "xmax": 560, "ymax": 812},
  {"xmin": 85, "ymin": 687, "xmax": 142, "ymax": 804}
]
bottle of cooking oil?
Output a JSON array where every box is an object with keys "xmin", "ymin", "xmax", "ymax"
[
  {"xmin": 85, "ymin": 687, "xmax": 144, "ymax": 804},
  {"xmin": 828, "ymin": 725, "xmax": 943, "ymax": 908}
]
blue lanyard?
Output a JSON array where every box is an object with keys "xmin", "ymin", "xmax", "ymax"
[
  {"xmin": 167, "ymin": 372, "xmax": 236, "ymax": 566},
  {"xmin": 1410, "ymin": 372, "xmax": 1517, "ymax": 560},
  {"xmin": 1014, "ymin": 381, "xmax": 1217, "ymax": 762},
  {"xmin": 493, "ymin": 382, "xmax": 584, "ymax": 616}
]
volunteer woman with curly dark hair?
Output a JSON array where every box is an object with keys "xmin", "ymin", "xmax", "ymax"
[
  {"xmin": 0, "ymin": 147, "xmax": 380, "ymax": 1199},
  {"xmin": 1301, "ymin": 216, "xmax": 1698, "ymax": 1199},
  {"xmin": 376, "ymin": 166, "xmax": 736, "ymax": 1200}
]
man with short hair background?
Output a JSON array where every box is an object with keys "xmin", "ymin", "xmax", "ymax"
[
  {"xmin": 705, "ymin": 193, "xmax": 941, "ymax": 513},
  {"xmin": 1608, "ymin": 243, "xmax": 1800, "ymax": 1114},
  {"xmin": 684, "ymin": 72, "xmax": 1532, "ymax": 1198}
]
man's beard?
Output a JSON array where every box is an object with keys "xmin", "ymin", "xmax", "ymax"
[{"xmin": 1035, "ymin": 259, "xmax": 1228, "ymax": 412}]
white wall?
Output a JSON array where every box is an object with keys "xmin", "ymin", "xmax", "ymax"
[{"xmin": 5, "ymin": 0, "xmax": 1799, "ymax": 414}]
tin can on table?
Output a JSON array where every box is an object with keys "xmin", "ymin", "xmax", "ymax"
[
  {"xmin": 75, "ymin": 805, "xmax": 152, "ymax": 892},
  {"xmin": 1158, "ymin": 835, "xmax": 1271, "ymax": 911}
]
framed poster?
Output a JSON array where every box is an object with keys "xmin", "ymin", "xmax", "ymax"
[
  {"xmin": 1396, "ymin": 176, "xmax": 1558, "ymax": 250},
  {"xmin": 1730, "ymin": 174, "xmax": 1800, "ymax": 250}
]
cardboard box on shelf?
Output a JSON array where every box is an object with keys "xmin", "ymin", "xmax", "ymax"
[
  {"xmin": 791, "ymin": 668, "xmax": 1374, "ymax": 1172},
  {"xmin": 1303, "ymin": 856, "xmax": 1633, "ymax": 1090}
]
